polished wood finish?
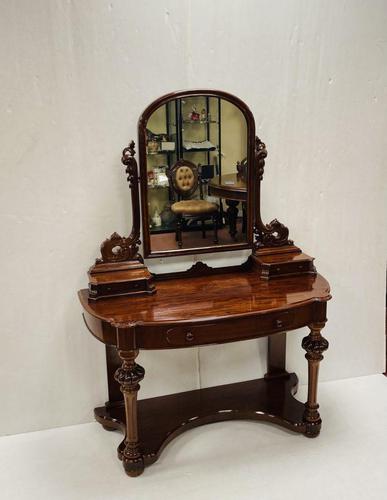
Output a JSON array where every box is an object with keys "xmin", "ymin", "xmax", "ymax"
[
  {"xmin": 88, "ymin": 90, "xmax": 307, "ymax": 275},
  {"xmin": 138, "ymin": 90, "xmax": 257, "ymax": 258},
  {"xmin": 138, "ymin": 91, "xmax": 296, "ymax": 257},
  {"xmin": 105, "ymin": 345, "xmax": 122, "ymax": 406},
  {"xmin": 302, "ymin": 321, "xmax": 329, "ymax": 437},
  {"xmin": 79, "ymin": 89, "xmax": 332, "ymax": 477},
  {"xmin": 87, "ymin": 91, "xmax": 306, "ymax": 291},
  {"xmin": 79, "ymin": 267, "xmax": 330, "ymax": 476},
  {"xmin": 95, "ymin": 373, "xmax": 307, "ymax": 472},
  {"xmin": 252, "ymin": 248, "xmax": 316, "ymax": 279},
  {"xmin": 88, "ymin": 142, "xmax": 154, "ymax": 300},
  {"xmin": 114, "ymin": 349, "xmax": 145, "ymax": 476},
  {"xmin": 88, "ymin": 261, "xmax": 155, "ymax": 300},
  {"xmin": 80, "ymin": 271, "xmax": 330, "ymax": 339}
]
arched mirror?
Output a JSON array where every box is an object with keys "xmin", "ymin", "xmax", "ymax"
[
  {"xmin": 138, "ymin": 90, "xmax": 256, "ymax": 257},
  {"xmin": 87, "ymin": 89, "xmax": 303, "ymax": 301}
]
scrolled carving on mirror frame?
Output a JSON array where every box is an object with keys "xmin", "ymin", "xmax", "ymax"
[
  {"xmin": 253, "ymin": 136, "xmax": 294, "ymax": 250},
  {"xmin": 88, "ymin": 140, "xmax": 155, "ymax": 301},
  {"xmin": 254, "ymin": 219, "xmax": 293, "ymax": 249},
  {"xmin": 98, "ymin": 231, "xmax": 142, "ymax": 264},
  {"xmin": 255, "ymin": 136, "xmax": 267, "ymax": 181},
  {"xmin": 96, "ymin": 141, "xmax": 143, "ymax": 265}
]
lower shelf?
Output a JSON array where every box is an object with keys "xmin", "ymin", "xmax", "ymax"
[{"xmin": 95, "ymin": 373, "xmax": 308, "ymax": 468}]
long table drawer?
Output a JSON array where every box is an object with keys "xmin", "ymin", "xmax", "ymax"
[{"xmin": 135, "ymin": 303, "xmax": 313, "ymax": 349}]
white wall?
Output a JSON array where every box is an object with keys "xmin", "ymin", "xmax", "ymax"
[{"xmin": 0, "ymin": 0, "xmax": 386, "ymax": 436}]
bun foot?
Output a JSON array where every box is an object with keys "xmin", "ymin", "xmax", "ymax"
[
  {"xmin": 123, "ymin": 456, "xmax": 145, "ymax": 477},
  {"xmin": 102, "ymin": 424, "xmax": 117, "ymax": 432},
  {"xmin": 304, "ymin": 419, "xmax": 322, "ymax": 438}
]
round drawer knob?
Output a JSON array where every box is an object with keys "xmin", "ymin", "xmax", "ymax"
[
  {"xmin": 185, "ymin": 332, "xmax": 194, "ymax": 342},
  {"xmin": 275, "ymin": 319, "xmax": 283, "ymax": 328}
]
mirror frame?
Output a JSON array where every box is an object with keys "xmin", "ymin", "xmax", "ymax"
[
  {"xmin": 138, "ymin": 89, "xmax": 256, "ymax": 258},
  {"xmin": 87, "ymin": 90, "xmax": 298, "ymax": 300}
]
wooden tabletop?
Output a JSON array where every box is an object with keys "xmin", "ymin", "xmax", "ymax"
[
  {"xmin": 79, "ymin": 271, "xmax": 330, "ymax": 327},
  {"xmin": 208, "ymin": 173, "xmax": 247, "ymax": 201},
  {"xmin": 210, "ymin": 173, "xmax": 246, "ymax": 191}
]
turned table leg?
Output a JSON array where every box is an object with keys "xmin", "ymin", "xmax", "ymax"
[
  {"xmin": 114, "ymin": 350, "xmax": 145, "ymax": 476},
  {"xmin": 302, "ymin": 323, "xmax": 329, "ymax": 437},
  {"xmin": 242, "ymin": 202, "xmax": 247, "ymax": 234},
  {"xmin": 225, "ymin": 199, "xmax": 239, "ymax": 240}
]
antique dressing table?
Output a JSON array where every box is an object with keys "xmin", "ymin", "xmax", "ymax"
[{"xmin": 79, "ymin": 89, "xmax": 331, "ymax": 477}]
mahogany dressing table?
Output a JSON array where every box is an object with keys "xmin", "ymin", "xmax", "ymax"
[{"xmin": 79, "ymin": 90, "xmax": 331, "ymax": 477}]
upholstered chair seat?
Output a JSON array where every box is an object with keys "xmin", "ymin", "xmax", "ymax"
[{"xmin": 171, "ymin": 199, "xmax": 218, "ymax": 215}]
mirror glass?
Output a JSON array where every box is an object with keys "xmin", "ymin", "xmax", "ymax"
[{"xmin": 145, "ymin": 95, "xmax": 248, "ymax": 254}]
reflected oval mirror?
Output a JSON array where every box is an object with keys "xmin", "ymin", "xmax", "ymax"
[{"xmin": 138, "ymin": 90, "xmax": 255, "ymax": 257}]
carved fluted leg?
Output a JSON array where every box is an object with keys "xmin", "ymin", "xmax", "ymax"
[
  {"xmin": 302, "ymin": 323, "xmax": 329, "ymax": 438},
  {"xmin": 114, "ymin": 350, "xmax": 145, "ymax": 477}
]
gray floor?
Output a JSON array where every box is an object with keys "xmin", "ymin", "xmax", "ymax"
[{"xmin": 0, "ymin": 375, "xmax": 386, "ymax": 500}]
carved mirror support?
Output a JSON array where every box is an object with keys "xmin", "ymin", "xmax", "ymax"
[
  {"xmin": 87, "ymin": 141, "xmax": 155, "ymax": 301},
  {"xmin": 87, "ymin": 90, "xmax": 316, "ymax": 300},
  {"xmin": 252, "ymin": 136, "xmax": 293, "ymax": 249}
]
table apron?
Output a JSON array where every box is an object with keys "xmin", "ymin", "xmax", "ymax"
[
  {"xmin": 134, "ymin": 303, "xmax": 314, "ymax": 349},
  {"xmin": 83, "ymin": 301, "xmax": 327, "ymax": 350}
]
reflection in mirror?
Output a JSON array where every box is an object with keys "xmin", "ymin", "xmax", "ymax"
[{"xmin": 145, "ymin": 96, "xmax": 248, "ymax": 253}]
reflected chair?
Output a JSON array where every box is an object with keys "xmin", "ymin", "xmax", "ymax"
[{"xmin": 169, "ymin": 160, "xmax": 219, "ymax": 248}]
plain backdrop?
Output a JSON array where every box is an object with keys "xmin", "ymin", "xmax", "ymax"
[{"xmin": 0, "ymin": 0, "xmax": 386, "ymax": 436}]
